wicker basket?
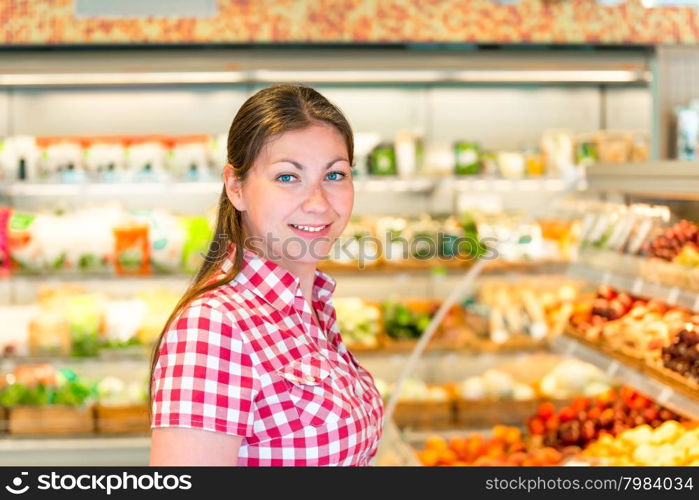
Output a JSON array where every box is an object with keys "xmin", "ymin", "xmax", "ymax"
[
  {"xmin": 455, "ymin": 398, "xmax": 569, "ymax": 428},
  {"xmin": 95, "ymin": 403, "xmax": 150, "ymax": 434},
  {"xmin": 0, "ymin": 407, "xmax": 7, "ymax": 434},
  {"xmin": 392, "ymin": 400, "xmax": 455, "ymax": 430},
  {"xmin": 8, "ymin": 405, "xmax": 94, "ymax": 435}
]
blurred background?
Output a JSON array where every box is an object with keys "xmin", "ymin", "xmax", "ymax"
[{"xmin": 1, "ymin": 0, "xmax": 699, "ymax": 467}]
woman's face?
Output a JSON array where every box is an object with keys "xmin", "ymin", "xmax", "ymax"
[{"xmin": 225, "ymin": 122, "xmax": 354, "ymax": 269}]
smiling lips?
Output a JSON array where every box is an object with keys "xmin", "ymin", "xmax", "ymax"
[
  {"xmin": 290, "ymin": 224, "xmax": 328, "ymax": 232},
  {"xmin": 288, "ymin": 223, "xmax": 332, "ymax": 237}
]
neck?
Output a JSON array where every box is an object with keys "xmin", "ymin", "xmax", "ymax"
[{"xmin": 277, "ymin": 258, "xmax": 317, "ymax": 304}]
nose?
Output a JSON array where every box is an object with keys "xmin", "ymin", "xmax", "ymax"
[{"xmin": 302, "ymin": 182, "xmax": 331, "ymax": 214}]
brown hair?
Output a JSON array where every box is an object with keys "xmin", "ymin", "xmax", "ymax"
[{"xmin": 148, "ymin": 84, "xmax": 354, "ymax": 417}]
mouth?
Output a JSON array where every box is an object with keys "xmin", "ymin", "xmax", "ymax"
[{"xmin": 288, "ymin": 223, "xmax": 331, "ymax": 234}]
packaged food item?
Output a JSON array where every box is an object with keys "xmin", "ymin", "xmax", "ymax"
[
  {"xmin": 630, "ymin": 131, "xmax": 649, "ymax": 163},
  {"xmin": 65, "ymin": 293, "xmax": 107, "ymax": 357},
  {"xmin": 676, "ymin": 103, "xmax": 699, "ymax": 160},
  {"xmin": 113, "ymin": 223, "xmax": 151, "ymax": 276},
  {"xmin": 133, "ymin": 210, "xmax": 186, "ymax": 274},
  {"xmin": 206, "ymin": 133, "xmax": 228, "ymax": 177},
  {"xmin": 394, "ymin": 129, "xmax": 422, "ymax": 178},
  {"xmin": 574, "ymin": 134, "xmax": 598, "ymax": 168},
  {"xmin": 0, "ymin": 136, "xmax": 40, "ymax": 181},
  {"xmin": 454, "ymin": 142, "xmax": 481, "ymax": 176},
  {"xmin": 8, "ymin": 212, "xmax": 66, "ymax": 272},
  {"xmin": 496, "ymin": 152, "xmax": 525, "ymax": 179},
  {"xmin": 352, "ymin": 132, "xmax": 382, "ymax": 177},
  {"xmin": 375, "ymin": 216, "xmax": 409, "ymax": 264},
  {"xmin": 84, "ymin": 141, "xmax": 127, "ymax": 182},
  {"xmin": 104, "ymin": 299, "xmax": 148, "ymax": 345},
  {"xmin": 42, "ymin": 140, "xmax": 85, "ymax": 183},
  {"xmin": 28, "ymin": 306, "xmax": 72, "ymax": 357},
  {"xmin": 524, "ymin": 147, "xmax": 546, "ymax": 177},
  {"xmin": 540, "ymin": 129, "xmax": 575, "ymax": 177},
  {"xmin": 180, "ymin": 216, "xmax": 213, "ymax": 274},
  {"xmin": 367, "ymin": 143, "xmax": 397, "ymax": 176},
  {"xmin": 126, "ymin": 140, "xmax": 168, "ymax": 182},
  {"xmin": 596, "ymin": 131, "xmax": 631, "ymax": 164},
  {"xmin": 169, "ymin": 138, "xmax": 211, "ymax": 181},
  {"xmin": 0, "ymin": 207, "xmax": 10, "ymax": 277},
  {"xmin": 136, "ymin": 289, "xmax": 178, "ymax": 345}
]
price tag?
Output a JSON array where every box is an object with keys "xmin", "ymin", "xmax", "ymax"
[
  {"xmin": 605, "ymin": 361, "xmax": 620, "ymax": 377},
  {"xmin": 657, "ymin": 387, "xmax": 673, "ymax": 404},
  {"xmin": 632, "ymin": 278, "xmax": 644, "ymax": 296},
  {"xmin": 667, "ymin": 287, "xmax": 680, "ymax": 305}
]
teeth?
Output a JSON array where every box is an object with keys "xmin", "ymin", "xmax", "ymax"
[{"xmin": 292, "ymin": 224, "xmax": 326, "ymax": 233}]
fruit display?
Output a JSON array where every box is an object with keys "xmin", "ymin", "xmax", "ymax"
[
  {"xmin": 1, "ymin": 284, "xmax": 178, "ymax": 357},
  {"xmin": 7, "ymin": 205, "xmax": 213, "ymax": 276},
  {"xmin": 416, "ymin": 427, "xmax": 570, "ymax": 466},
  {"xmin": 567, "ymin": 284, "xmax": 699, "ymax": 393},
  {"xmin": 526, "ymin": 388, "xmax": 685, "ymax": 451},
  {"xmin": 661, "ymin": 326, "xmax": 699, "ymax": 384},
  {"xmin": 644, "ymin": 219, "xmax": 699, "ymax": 263},
  {"xmin": 375, "ymin": 358, "xmax": 614, "ymax": 429},
  {"xmin": 568, "ymin": 284, "xmax": 691, "ymax": 357},
  {"xmin": 582, "ymin": 420, "xmax": 699, "ymax": 466}
]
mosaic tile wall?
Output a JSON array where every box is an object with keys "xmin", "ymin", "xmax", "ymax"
[{"xmin": 2, "ymin": 0, "xmax": 699, "ymax": 45}]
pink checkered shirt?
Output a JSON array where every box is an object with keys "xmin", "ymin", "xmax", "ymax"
[{"xmin": 151, "ymin": 246, "xmax": 384, "ymax": 466}]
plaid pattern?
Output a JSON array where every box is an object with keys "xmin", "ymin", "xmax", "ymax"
[{"xmin": 151, "ymin": 246, "xmax": 384, "ymax": 466}]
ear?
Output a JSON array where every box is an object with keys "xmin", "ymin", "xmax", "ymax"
[{"xmin": 223, "ymin": 163, "xmax": 247, "ymax": 212}]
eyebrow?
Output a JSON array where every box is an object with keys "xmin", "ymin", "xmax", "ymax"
[{"xmin": 273, "ymin": 158, "xmax": 349, "ymax": 170}]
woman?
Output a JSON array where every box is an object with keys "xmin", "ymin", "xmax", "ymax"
[{"xmin": 149, "ymin": 84, "xmax": 384, "ymax": 466}]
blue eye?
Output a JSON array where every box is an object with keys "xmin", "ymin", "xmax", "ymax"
[
  {"xmin": 277, "ymin": 174, "xmax": 294, "ymax": 183},
  {"xmin": 326, "ymin": 171, "xmax": 346, "ymax": 181}
]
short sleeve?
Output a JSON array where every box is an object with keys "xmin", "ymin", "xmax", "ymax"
[{"xmin": 150, "ymin": 301, "xmax": 259, "ymax": 437}]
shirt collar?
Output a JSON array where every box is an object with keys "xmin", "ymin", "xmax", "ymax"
[{"xmin": 221, "ymin": 245, "xmax": 337, "ymax": 316}]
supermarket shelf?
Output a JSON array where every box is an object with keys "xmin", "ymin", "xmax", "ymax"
[
  {"xmin": 441, "ymin": 177, "xmax": 581, "ymax": 193},
  {"xmin": 0, "ymin": 436, "xmax": 150, "ymax": 466},
  {"xmin": 353, "ymin": 177, "xmax": 437, "ymax": 193},
  {"xmin": 550, "ymin": 334, "xmax": 699, "ymax": 420},
  {"xmin": 586, "ymin": 161, "xmax": 699, "ymax": 199},
  {"xmin": 320, "ymin": 259, "xmax": 568, "ymax": 275},
  {"xmin": 568, "ymin": 262, "xmax": 699, "ymax": 311},
  {"xmin": 0, "ymin": 176, "xmax": 576, "ymax": 200}
]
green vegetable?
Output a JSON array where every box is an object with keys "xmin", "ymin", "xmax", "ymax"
[
  {"xmin": 52, "ymin": 380, "xmax": 93, "ymax": 406},
  {"xmin": 0, "ymin": 384, "xmax": 28, "ymax": 407},
  {"xmin": 383, "ymin": 301, "xmax": 434, "ymax": 340}
]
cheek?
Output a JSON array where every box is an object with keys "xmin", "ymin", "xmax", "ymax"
[
  {"xmin": 245, "ymin": 184, "xmax": 295, "ymax": 229},
  {"xmin": 331, "ymin": 187, "xmax": 354, "ymax": 218}
]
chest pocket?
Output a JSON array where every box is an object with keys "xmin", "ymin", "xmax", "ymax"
[{"xmin": 276, "ymin": 352, "xmax": 352, "ymax": 427}]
